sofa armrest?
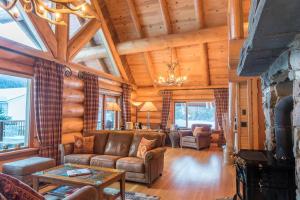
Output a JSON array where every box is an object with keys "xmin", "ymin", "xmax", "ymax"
[
  {"xmin": 179, "ymin": 130, "xmax": 193, "ymax": 137},
  {"xmin": 59, "ymin": 143, "xmax": 74, "ymax": 163},
  {"xmin": 196, "ymin": 131, "xmax": 211, "ymax": 137},
  {"xmin": 144, "ymin": 147, "xmax": 167, "ymax": 163}
]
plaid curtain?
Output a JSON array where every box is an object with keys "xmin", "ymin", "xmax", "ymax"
[
  {"xmin": 161, "ymin": 90, "xmax": 172, "ymax": 131},
  {"xmin": 214, "ymin": 88, "xmax": 229, "ymax": 146},
  {"xmin": 34, "ymin": 59, "xmax": 64, "ymax": 164},
  {"xmin": 82, "ymin": 72, "xmax": 99, "ymax": 132},
  {"xmin": 121, "ymin": 84, "xmax": 132, "ymax": 128}
]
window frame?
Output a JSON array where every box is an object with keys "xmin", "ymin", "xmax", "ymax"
[
  {"xmin": 0, "ymin": 71, "xmax": 34, "ymax": 152},
  {"xmin": 98, "ymin": 94, "xmax": 120, "ymax": 130},
  {"xmin": 173, "ymin": 100, "xmax": 216, "ymax": 129}
]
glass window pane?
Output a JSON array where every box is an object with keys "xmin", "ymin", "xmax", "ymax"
[
  {"xmin": 97, "ymin": 95, "xmax": 103, "ymax": 130},
  {"xmin": 0, "ymin": 7, "xmax": 45, "ymax": 50},
  {"xmin": 174, "ymin": 103, "xmax": 186, "ymax": 128},
  {"xmin": 105, "ymin": 110, "xmax": 115, "ymax": 130},
  {"xmin": 0, "ymin": 74, "xmax": 31, "ymax": 151},
  {"xmin": 187, "ymin": 102, "xmax": 215, "ymax": 129}
]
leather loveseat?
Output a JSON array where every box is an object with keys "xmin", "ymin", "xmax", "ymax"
[{"xmin": 60, "ymin": 130, "xmax": 166, "ymax": 186}]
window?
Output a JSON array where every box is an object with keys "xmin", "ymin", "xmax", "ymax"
[
  {"xmin": 0, "ymin": 74, "xmax": 31, "ymax": 151},
  {"xmin": 0, "ymin": 6, "xmax": 45, "ymax": 50},
  {"xmin": 174, "ymin": 102, "xmax": 216, "ymax": 129},
  {"xmin": 97, "ymin": 95, "xmax": 120, "ymax": 130}
]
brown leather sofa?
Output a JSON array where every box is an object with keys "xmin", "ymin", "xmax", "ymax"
[
  {"xmin": 60, "ymin": 130, "xmax": 166, "ymax": 186},
  {"xmin": 179, "ymin": 124, "xmax": 212, "ymax": 150}
]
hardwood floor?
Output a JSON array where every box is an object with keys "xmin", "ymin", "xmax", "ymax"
[{"xmin": 123, "ymin": 146, "xmax": 236, "ymax": 200}]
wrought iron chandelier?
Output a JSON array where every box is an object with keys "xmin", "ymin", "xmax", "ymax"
[
  {"xmin": 157, "ymin": 48, "xmax": 187, "ymax": 86},
  {"xmin": 0, "ymin": 0, "xmax": 95, "ymax": 25}
]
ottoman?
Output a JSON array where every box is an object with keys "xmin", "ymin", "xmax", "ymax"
[{"xmin": 2, "ymin": 157, "xmax": 56, "ymax": 185}]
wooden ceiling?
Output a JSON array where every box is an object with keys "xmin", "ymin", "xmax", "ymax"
[
  {"xmin": 81, "ymin": 0, "xmax": 251, "ymax": 88},
  {"xmin": 0, "ymin": 0, "xmax": 251, "ymax": 89}
]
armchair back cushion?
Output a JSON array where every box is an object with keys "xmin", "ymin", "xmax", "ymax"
[
  {"xmin": 104, "ymin": 132, "xmax": 134, "ymax": 156},
  {"xmin": 128, "ymin": 132, "xmax": 166, "ymax": 157},
  {"xmin": 191, "ymin": 124, "xmax": 212, "ymax": 132}
]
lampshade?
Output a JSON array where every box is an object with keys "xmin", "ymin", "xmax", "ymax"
[
  {"xmin": 106, "ymin": 102, "xmax": 121, "ymax": 111},
  {"xmin": 131, "ymin": 101, "xmax": 143, "ymax": 107},
  {"xmin": 140, "ymin": 102, "xmax": 157, "ymax": 112}
]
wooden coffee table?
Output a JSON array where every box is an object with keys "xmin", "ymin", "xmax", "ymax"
[{"xmin": 32, "ymin": 163, "xmax": 126, "ymax": 200}]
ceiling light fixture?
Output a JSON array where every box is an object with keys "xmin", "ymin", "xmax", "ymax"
[
  {"xmin": 157, "ymin": 48, "xmax": 187, "ymax": 87},
  {"xmin": 0, "ymin": 0, "xmax": 96, "ymax": 25}
]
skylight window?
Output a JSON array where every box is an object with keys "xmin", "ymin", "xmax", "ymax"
[{"xmin": 0, "ymin": 6, "xmax": 45, "ymax": 50}]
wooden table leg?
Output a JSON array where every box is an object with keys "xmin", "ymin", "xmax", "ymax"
[
  {"xmin": 120, "ymin": 174, "xmax": 125, "ymax": 200},
  {"xmin": 32, "ymin": 177, "xmax": 39, "ymax": 192},
  {"xmin": 98, "ymin": 188, "xmax": 104, "ymax": 200}
]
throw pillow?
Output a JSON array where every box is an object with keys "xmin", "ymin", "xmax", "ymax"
[
  {"xmin": 74, "ymin": 136, "xmax": 95, "ymax": 154},
  {"xmin": 137, "ymin": 137, "xmax": 156, "ymax": 159},
  {"xmin": 193, "ymin": 127, "xmax": 204, "ymax": 136}
]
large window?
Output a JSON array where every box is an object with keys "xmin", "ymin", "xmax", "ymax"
[
  {"xmin": 97, "ymin": 95, "xmax": 120, "ymax": 130},
  {"xmin": 174, "ymin": 102, "xmax": 216, "ymax": 129},
  {"xmin": 0, "ymin": 74, "xmax": 31, "ymax": 151}
]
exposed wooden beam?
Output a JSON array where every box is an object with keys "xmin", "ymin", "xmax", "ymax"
[
  {"xmin": 91, "ymin": 0, "xmax": 129, "ymax": 82},
  {"xmin": 25, "ymin": 14, "xmax": 57, "ymax": 57},
  {"xmin": 126, "ymin": 0, "xmax": 157, "ymax": 87},
  {"xmin": 75, "ymin": 25, "xmax": 229, "ymax": 60},
  {"xmin": 73, "ymin": 46, "xmax": 107, "ymax": 62},
  {"xmin": 158, "ymin": 0, "xmax": 172, "ymax": 34},
  {"xmin": 0, "ymin": 36, "xmax": 125, "ymax": 84},
  {"xmin": 228, "ymin": 0, "xmax": 244, "ymax": 39},
  {"xmin": 56, "ymin": 10, "xmax": 69, "ymax": 61},
  {"xmin": 194, "ymin": 0, "xmax": 210, "ymax": 86},
  {"xmin": 194, "ymin": 0, "xmax": 205, "ymax": 29},
  {"xmin": 67, "ymin": 19, "xmax": 101, "ymax": 61}
]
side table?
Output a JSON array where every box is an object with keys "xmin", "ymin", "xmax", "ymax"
[{"xmin": 169, "ymin": 130, "xmax": 180, "ymax": 148}]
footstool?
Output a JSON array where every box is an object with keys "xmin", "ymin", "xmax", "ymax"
[{"xmin": 2, "ymin": 157, "xmax": 55, "ymax": 185}]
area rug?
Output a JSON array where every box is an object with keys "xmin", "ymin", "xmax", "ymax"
[{"xmin": 104, "ymin": 188, "xmax": 160, "ymax": 200}]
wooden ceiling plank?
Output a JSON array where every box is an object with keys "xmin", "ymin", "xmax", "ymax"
[
  {"xmin": 91, "ymin": 0, "xmax": 129, "ymax": 82},
  {"xmin": 67, "ymin": 19, "xmax": 101, "ymax": 61},
  {"xmin": 158, "ymin": 0, "xmax": 172, "ymax": 34},
  {"xmin": 75, "ymin": 25, "xmax": 228, "ymax": 60},
  {"xmin": 194, "ymin": 0, "xmax": 210, "ymax": 86},
  {"xmin": 126, "ymin": 0, "xmax": 157, "ymax": 87}
]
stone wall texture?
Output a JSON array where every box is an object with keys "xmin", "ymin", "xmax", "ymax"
[{"xmin": 261, "ymin": 41, "xmax": 300, "ymax": 199}]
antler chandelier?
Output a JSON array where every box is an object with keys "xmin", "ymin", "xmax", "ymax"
[
  {"xmin": 0, "ymin": 0, "xmax": 95, "ymax": 25},
  {"xmin": 157, "ymin": 48, "xmax": 187, "ymax": 86}
]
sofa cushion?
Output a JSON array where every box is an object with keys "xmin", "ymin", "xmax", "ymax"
[
  {"xmin": 104, "ymin": 132, "xmax": 133, "ymax": 157},
  {"xmin": 116, "ymin": 157, "xmax": 144, "ymax": 173},
  {"xmin": 74, "ymin": 136, "xmax": 95, "ymax": 154},
  {"xmin": 64, "ymin": 154, "xmax": 95, "ymax": 165},
  {"xmin": 2, "ymin": 157, "xmax": 56, "ymax": 176},
  {"xmin": 84, "ymin": 131, "xmax": 109, "ymax": 154},
  {"xmin": 90, "ymin": 155, "xmax": 122, "ymax": 168},
  {"xmin": 128, "ymin": 132, "xmax": 165, "ymax": 157}
]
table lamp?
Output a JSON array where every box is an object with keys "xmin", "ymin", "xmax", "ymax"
[{"xmin": 139, "ymin": 101, "xmax": 157, "ymax": 129}]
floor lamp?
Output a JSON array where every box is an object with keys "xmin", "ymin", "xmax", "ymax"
[
  {"xmin": 131, "ymin": 101, "xmax": 143, "ymax": 123},
  {"xmin": 139, "ymin": 101, "xmax": 157, "ymax": 129}
]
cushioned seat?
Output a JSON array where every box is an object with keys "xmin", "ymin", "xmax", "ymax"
[
  {"xmin": 116, "ymin": 157, "xmax": 145, "ymax": 173},
  {"xmin": 90, "ymin": 155, "xmax": 122, "ymax": 168},
  {"xmin": 64, "ymin": 154, "xmax": 95, "ymax": 165},
  {"xmin": 181, "ymin": 136, "xmax": 196, "ymax": 143}
]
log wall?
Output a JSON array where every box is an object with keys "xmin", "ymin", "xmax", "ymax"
[{"xmin": 132, "ymin": 88, "xmax": 215, "ymax": 127}]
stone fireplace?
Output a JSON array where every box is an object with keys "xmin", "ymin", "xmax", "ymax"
[{"xmin": 261, "ymin": 40, "xmax": 300, "ymax": 198}]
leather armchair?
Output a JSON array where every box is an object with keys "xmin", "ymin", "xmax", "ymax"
[
  {"xmin": 64, "ymin": 186, "xmax": 98, "ymax": 200},
  {"xmin": 179, "ymin": 124, "xmax": 212, "ymax": 150}
]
